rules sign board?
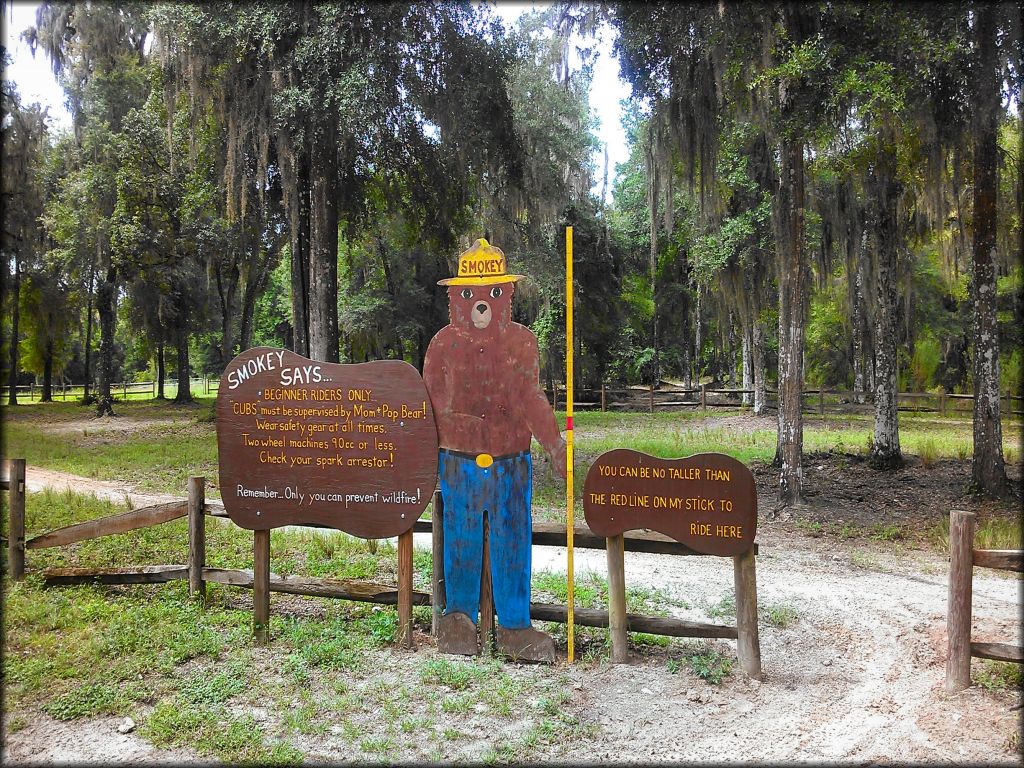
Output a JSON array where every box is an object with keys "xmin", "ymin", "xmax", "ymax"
[
  {"xmin": 583, "ymin": 450, "xmax": 757, "ymax": 556},
  {"xmin": 216, "ymin": 347, "xmax": 438, "ymax": 537}
]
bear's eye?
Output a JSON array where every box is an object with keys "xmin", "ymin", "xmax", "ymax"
[
  {"xmin": 460, "ymin": 288, "xmax": 473, "ymax": 300},
  {"xmin": 490, "ymin": 286, "xmax": 502, "ymax": 299}
]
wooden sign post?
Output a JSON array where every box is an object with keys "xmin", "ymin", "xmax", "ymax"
[
  {"xmin": 216, "ymin": 347, "xmax": 438, "ymax": 646},
  {"xmin": 583, "ymin": 450, "xmax": 761, "ymax": 676}
]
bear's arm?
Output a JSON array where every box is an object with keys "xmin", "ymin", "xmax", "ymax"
[
  {"xmin": 423, "ymin": 328, "xmax": 485, "ymax": 446},
  {"xmin": 514, "ymin": 328, "xmax": 566, "ymax": 473},
  {"xmin": 422, "ymin": 332, "xmax": 451, "ymax": 412}
]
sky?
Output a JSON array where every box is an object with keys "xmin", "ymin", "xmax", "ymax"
[{"xmin": 2, "ymin": 1, "xmax": 632, "ymax": 200}]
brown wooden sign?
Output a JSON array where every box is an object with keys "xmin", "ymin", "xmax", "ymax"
[
  {"xmin": 582, "ymin": 450, "xmax": 757, "ymax": 556},
  {"xmin": 216, "ymin": 347, "xmax": 438, "ymax": 537}
]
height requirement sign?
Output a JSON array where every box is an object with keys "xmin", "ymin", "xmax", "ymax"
[{"xmin": 216, "ymin": 347, "xmax": 438, "ymax": 537}]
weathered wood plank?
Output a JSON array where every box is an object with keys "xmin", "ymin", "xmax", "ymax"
[
  {"xmin": 972, "ymin": 549, "xmax": 1024, "ymax": 573},
  {"xmin": 397, "ymin": 528, "xmax": 414, "ymax": 648},
  {"xmin": 529, "ymin": 602, "xmax": 738, "ymax": 639},
  {"xmin": 946, "ymin": 510, "xmax": 976, "ymax": 692},
  {"xmin": 201, "ymin": 568, "xmax": 432, "ymax": 605},
  {"xmin": 411, "ymin": 518, "xmax": 757, "ymax": 557},
  {"xmin": 734, "ymin": 548, "xmax": 763, "ymax": 680},
  {"xmin": 606, "ymin": 534, "xmax": 628, "ymax": 663},
  {"xmin": 7, "ymin": 459, "xmax": 26, "ymax": 580},
  {"xmin": 431, "ymin": 492, "xmax": 445, "ymax": 636},
  {"xmin": 188, "ymin": 477, "xmax": 206, "ymax": 601},
  {"xmin": 26, "ymin": 501, "xmax": 188, "ymax": 550},
  {"xmin": 970, "ymin": 642, "xmax": 1024, "ymax": 664},
  {"xmin": 204, "ymin": 501, "xmax": 229, "ymax": 518},
  {"xmin": 253, "ymin": 530, "xmax": 270, "ymax": 644},
  {"xmin": 42, "ymin": 565, "xmax": 188, "ymax": 586}
]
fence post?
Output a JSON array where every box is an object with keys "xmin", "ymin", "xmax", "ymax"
[
  {"xmin": 734, "ymin": 547, "xmax": 762, "ymax": 679},
  {"xmin": 939, "ymin": 391, "xmax": 946, "ymax": 417},
  {"xmin": 187, "ymin": 476, "xmax": 206, "ymax": 603},
  {"xmin": 7, "ymin": 459, "xmax": 26, "ymax": 581},
  {"xmin": 649, "ymin": 382, "xmax": 655, "ymax": 414},
  {"xmin": 431, "ymin": 491, "xmax": 445, "ymax": 637},
  {"xmin": 606, "ymin": 533, "xmax": 629, "ymax": 663},
  {"xmin": 946, "ymin": 509, "xmax": 976, "ymax": 692},
  {"xmin": 819, "ymin": 389, "xmax": 825, "ymax": 418},
  {"xmin": 253, "ymin": 529, "xmax": 270, "ymax": 644},
  {"xmin": 398, "ymin": 528, "xmax": 414, "ymax": 649},
  {"xmin": 600, "ymin": 382, "xmax": 606, "ymax": 413},
  {"xmin": 700, "ymin": 384, "xmax": 707, "ymax": 411},
  {"xmin": 29, "ymin": 381, "xmax": 34, "ymax": 401}
]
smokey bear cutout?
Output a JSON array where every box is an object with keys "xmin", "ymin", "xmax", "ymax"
[{"xmin": 423, "ymin": 238, "xmax": 566, "ymax": 663}]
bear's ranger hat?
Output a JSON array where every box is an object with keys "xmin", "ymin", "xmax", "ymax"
[{"xmin": 438, "ymin": 238, "xmax": 523, "ymax": 286}]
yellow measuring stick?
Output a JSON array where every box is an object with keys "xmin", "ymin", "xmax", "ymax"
[{"xmin": 565, "ymin": 226, "xmax": 575, "ymax": 664}]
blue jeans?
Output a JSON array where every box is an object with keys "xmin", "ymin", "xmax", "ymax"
[{"xmin": 439, "ymin": 450, "xmax": 532, "ymax": 629}]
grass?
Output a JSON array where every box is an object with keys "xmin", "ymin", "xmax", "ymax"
[
  {"xmin": 1, "ymin": 485, "xmax": 599, "ymax": 762},
  {"xmin": 926, "ymin": 513, "xmax": 1024, "ymax": 551},
  {"xmin": 972, "ymin": 659, "xmax": 1024, "ymax": 693},
  {"xmin": 667, "ymin": 641, "xmax": 734, "ymax": 684}
]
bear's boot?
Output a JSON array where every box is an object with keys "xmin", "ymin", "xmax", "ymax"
[
  {"xmin": 495, "ymin": 625, "xmax": 556, "ymax": 664},
  {"xmin": 436, "ymin": 611, "xmax": 479, "ymax": 656}
]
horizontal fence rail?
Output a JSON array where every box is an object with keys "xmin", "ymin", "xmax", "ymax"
[
  {"xmin": 1, "ymin": 377, "xmax": 220, "ymax": 402},
  {"xmin": 542, "ymin": 382, "xmax": 1023, "ymax": 417}
]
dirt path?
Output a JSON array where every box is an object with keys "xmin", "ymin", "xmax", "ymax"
[{"xmin": 6, "ymin": 466, "xmax": 1022, "ymax": 763}]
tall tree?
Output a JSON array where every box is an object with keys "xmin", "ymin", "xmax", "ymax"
[
  {"xmin": 1, "ymin": 84, "xmax": 48, "ymax": 406},
  {"xmin": 28, "ymin": 1, "xmax": 150, "ymax": 415},
  {"xmin": 969, "ymin": 2, "xmax": 1009, "ymax": 496}
]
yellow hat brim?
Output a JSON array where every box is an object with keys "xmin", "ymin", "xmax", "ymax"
[{"xmin": 438, "ymin": 274, "xmax": 524, "ymax": 286}]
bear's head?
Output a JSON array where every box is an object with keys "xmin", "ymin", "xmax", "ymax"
[{"xmin": 447, "ymin": 282, "xmax": 514, "ymax": 337}]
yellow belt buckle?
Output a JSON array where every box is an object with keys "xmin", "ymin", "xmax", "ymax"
[{"xmin": 475, "ymin": 453, "xmax": 494, "ymax": 468}]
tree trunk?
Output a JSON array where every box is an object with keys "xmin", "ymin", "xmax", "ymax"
[
  {"xmin": 285, "ymin": 144, "xmax": 311, "ymax": 358},
  {"xmin": 727, "ymin": 311, "xmax": 737, "ymax": 388},
  {"xmin": 753, "ymin": 316, "xmax": 767, "ymax": 416},
  {"xmin": 969, "ymin": 3, "xmax": 1008, "ymax": 497},
  {"xmin": 7, "ymin": 259, "xmax": 20, "ymax": 406},
  {"xmin": 174, "ymin": 322, "xmax": 192, "ymax": 404},
  {"xmin": 95, "ymin": 264, "xmax": 117, "ymax": 417},
  {"xmin": 156, "ymin": 341, "xmax": 165, "ymax": 399},
  {"xmin": 82, "ymin": 250, "xmax": 97, "ymax": 402},
  {"xmin": 217, "ymin": 265, "xmax": 238, "ymax": 366},
  {"xmin": 41, "ymin": 338, "xmax": 53, "ymax": 402},
  {"xmin": 851, "ymin": 226, "xmax": 867, "ymax": 404},
  {"xmin": 773, "ymin": 137, "xmax": 806, "ymax": 505},
  {"xmin": 869, "ymin": 136, "xmax": 902, "ymax": 469},
  {"xmin": 742, "ymin": 324, "xmax": 752, "ymax": 406},
  {"xmin": 308, "ymin": 116, "xmax": 339, "ymax": 363}
]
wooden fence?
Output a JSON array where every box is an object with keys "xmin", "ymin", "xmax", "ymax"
[
  {"xmin": 945, "ymin": 509, "xmax": 1024, "ymax": 692},
  {"xmin": 546, "ymin": 382, "xmax": 1024, "ymax": 417},
  {"xmin": 2, "ymin": 465, "xmax": 760, "ymax": 674},
  {"xmin": 1, "ymin": 377, "xmax": 220, "ymax": 402}
]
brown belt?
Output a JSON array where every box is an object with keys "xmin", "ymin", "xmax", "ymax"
[{"xmin": 439, "ymin": 447, "xmax": 529, "ymax": 468}]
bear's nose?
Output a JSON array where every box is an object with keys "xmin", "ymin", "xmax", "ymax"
[{"xmin": 476, "ymin": 303, "xmax": 488, "ymax": 314}]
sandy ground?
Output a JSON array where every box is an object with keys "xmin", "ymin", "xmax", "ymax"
[{"xmin": 4, "ymin": 465, "xmax": 1023, "ymax": 764}]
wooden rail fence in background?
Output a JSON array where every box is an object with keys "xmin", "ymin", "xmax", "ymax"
[
  {"xmin": 1, "ymin": 377, "xmax": 220, "ymax": 402},
  {"xmin": 545, "ymin": 383, "xmax": 1023, "ymax": 417},
  {"xmin": 3, "ymin": 379, "xmax": 1019, "ymax": 417},
  {"xmin": 945, "ymin": 509, "xmax": 1024, "ymax": 693},
  {"xmin": 4, "ymin": 470, "xmax": 759, "ymax": 671}
]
